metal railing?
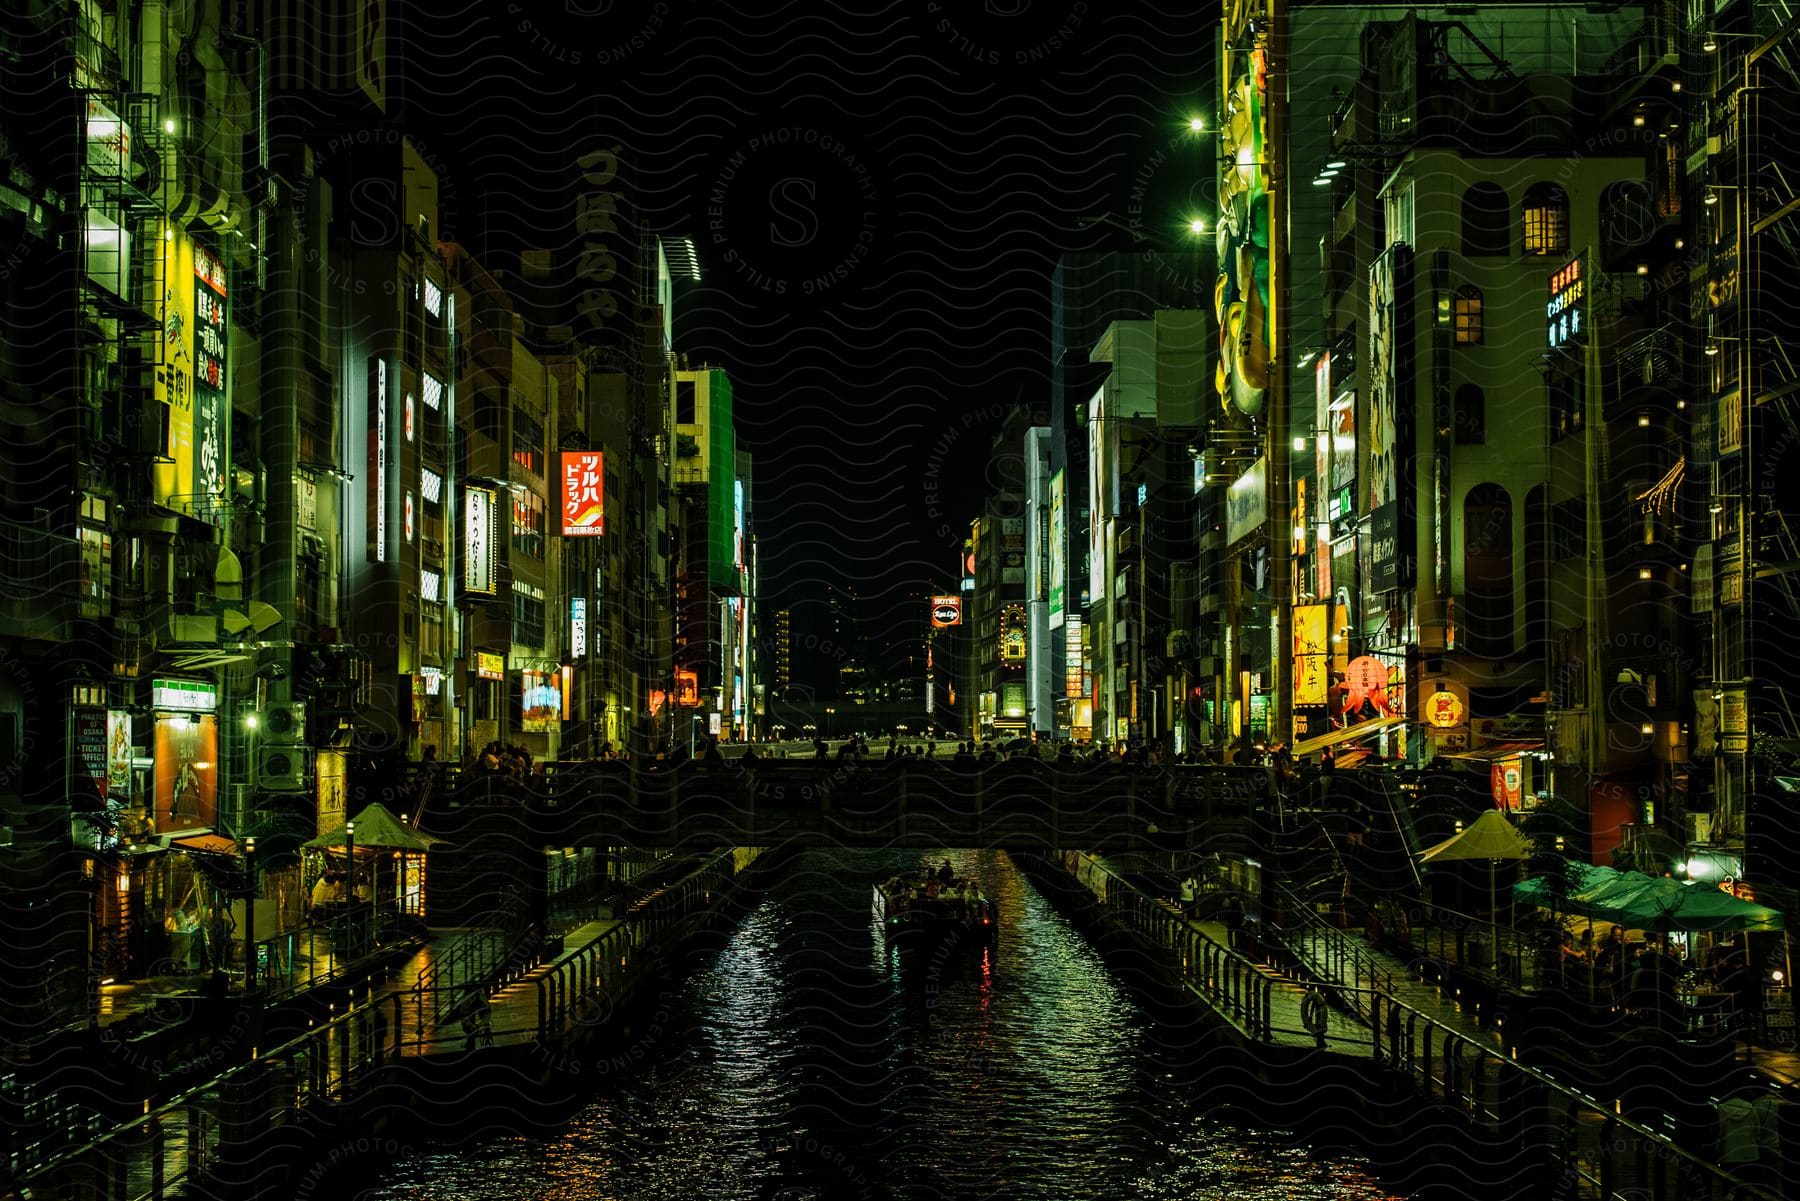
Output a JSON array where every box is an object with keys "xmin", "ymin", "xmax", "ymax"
[
  {"xmin": 410, "ymin": 890, "xmax": 530, "ymax": 1039},
  {"xmin": 252, "ymin": 901, "xmax": 408, "ymax": 1003},
  {"xmin": 1262, "ymin": 877, "xmax": 1394, "ymax": 1022},
  {"xmin": 19, "ymin": 851, "xmax": 758, "ymax": 1201},
  {"xmin": 1067, "ymin": 853, "xmax": 1778, "ymax": 1201},
  {"xmin": 1387, "ymin": 898, "xmax": 1535, "ymax": 992}
]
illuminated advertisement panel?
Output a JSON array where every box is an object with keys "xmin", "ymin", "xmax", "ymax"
[
  {"xmin": 369, "ymin": 357, "xmax": 388, "ymax": 562},
  {"xmin": 154, "ymin": 714, "xmax": 217, "ymax": 833},
  {"xmin": 192, "ymin": 246, "xmax": 228, "ymax": 509},
  {"xmin": 1226, "ymin": 456, "xmax": 1267, "ymax": 545},
  {"xmin": 675, "ymin": 670, "xmax": 699, "ymax": 707},
  {"xmin": 559, "ymin": 451, "xmax": 605, "ymax": 535},
  {"xmin": 476, "ymin": 652, "xmax": 504, "ymax": 681},
  {"xmin": 1294, "ymin": 603, "xmax": 1329, "ymax": 707},
  {"xmin": 1217, "ymin": 0, "xmax": 1274, "ymax": 417},
  {"xmin": 570, "ymin": 597, "xmax": 588, "ymax": 658},
  {"xmin": 522, "ymin": 671, "xmax": 561, "ymax": 733},
  {"xmin": 463, "ymin": 485, "xmax": 497, "ymax": 595},
  {"xmin": 1048, "ymin": 469, "xmax": 1066, "ymax": 628},
  {"xmin": 1064, "ymin": 614, "xmax": 1085, "ymax": 698},
  {"xmin": 1367, "ymin": 244, "xmax": 1413, "ymax": 590},
  {"xmin": 153, "ymin": 229, "xmax": 195, "ymax": 510},
  {"xmin": 930, "ymin": 595, "xmax": 962, "ymax": 627},
  {"xmin": 1546, "ymin": 254, "xmax": 1586, "ymax": 350},
  {"xmin": 999, "ymin": 604, "xmax": 1027, "ymax": 666},
  {"xmin": 734, "ymin": 478, "xmax": 745, "ymax": 570}
]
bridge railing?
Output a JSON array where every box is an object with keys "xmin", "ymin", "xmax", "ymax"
[
  {"xmin": 1062, "ymin": 852, "xmax": 1778, "ymax": 1201},
  {"xmin": 1260, "ymin": 876, "xmax": 1394, "ymax": 1023},
  {"xmin": 17, "ymin": 852, "xmax": 756, "ymax": 1201},
  {"xmin": 515, "ymin": 760, "xmax": 1285, "ymax": 852},
  {"xmin": 535, "ymin": 848, "xmax": 748, "ymax": 1046},
  {"xmin": 1383, "ymin": 897, "xmax": 1534, "ymax": 993}
]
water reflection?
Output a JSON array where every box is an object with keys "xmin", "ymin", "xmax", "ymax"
[{"xmin": 360, "ymin": 849, "xmax": 1405, "ymax": 1200}]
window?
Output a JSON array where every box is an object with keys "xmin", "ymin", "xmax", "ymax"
[
  {"xmin": 1522, "ymin": 183, "xmax": 1569, "ymax": 255},
  {"xmin": 511, "ymin": 410, "xmax": 544, "ymax": 477},
  {"xmin": 1383, "ymin": 181, "xmax": 1415, "ymax": 248},
  {"xmin": 1460, "ymin": 183, "xmax": 1510, "ymax": 257},
  {"xmin": 512, "ymin": 585, "xmax": 546, "ymax": 648},
  {"xmin": 511, "ymin": 490, "xmax": 545, "ymax": 559},
  {"xmin": 1453, "ymin": 285, "xmax": 1483, "ymax": 345},
  {"xmin": 1455, "ymin": 384, "xmax": 1486, "ymax": 444},
  {"xmin": 1462, "ymin": 483, "xmax": 1514, "ymax": 658},
  {"xmin": 675, "ymin": 379, "xmax": 697, "ymax": 426}
]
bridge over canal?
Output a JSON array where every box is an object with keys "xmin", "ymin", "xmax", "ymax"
[{"xmin": 426, "ymin": 761, "xmax": 1287, "ymax": 854}]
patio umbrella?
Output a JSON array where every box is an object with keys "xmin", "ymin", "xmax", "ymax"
[
  {"xmin": 303, "ymin": 802, "xmax": 447, "ymax": 852},
  {"xmin": 1616, "ymin": 877, "xmax": 1785, "ymax": 934},
  {"xmin": 1420, "ymin": 808, "xmax": 1533, "ymax": 925}
]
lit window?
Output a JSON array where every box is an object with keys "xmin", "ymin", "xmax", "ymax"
[
  {"xmin": 1522, "ymin": 183, "xmax": 1569, "ymax": 255},
  {"xmin": 420, "ymin": 569, "xmax": 442, "ymax": 603},
  {"xmin": 421, "ymin": 467, "xmax": 443, "ymax": 505},
  {"xmin": 423, "ymin": 278, "xmax": 443, "ymax": 318},
  {"xmin": 421, "ymin": 372, "xmax": 443, "ymax": 411},
  {"xmin": 1453, "ymin": 285, "xmax": 1484, "ymax": 345}
]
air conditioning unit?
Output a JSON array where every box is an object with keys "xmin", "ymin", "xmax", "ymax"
[
  {"xmin": 261, "ymin": 702, "xmax": 307, "ymax": 745},
  {"xmin": 256, "ymin": 744, "xmax": 313, "ymax": 792}
]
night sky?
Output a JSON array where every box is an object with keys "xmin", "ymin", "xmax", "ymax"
[{"xmin": 399, "ymin": 1, "xmax": 1214, "ymax": 648}]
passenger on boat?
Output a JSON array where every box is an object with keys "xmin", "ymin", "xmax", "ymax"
[{"xmin": 937, "ymin": 859, "xmax": 955, "ymax": 886}]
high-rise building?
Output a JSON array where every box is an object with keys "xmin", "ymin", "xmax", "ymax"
[{"xmin": 671, "ymin": 366, "xmax": 746, "ymax": 744}]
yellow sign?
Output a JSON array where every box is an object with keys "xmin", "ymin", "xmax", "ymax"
[
  {"xmin": 153, "ymin": 227, "xmax": 195, "ymax": 509},
  {"xmin": 476, "ymin": 652, "xmax": 504, "ymax": 681},
  {"xmin": 1424, "ymin": 689, "xmax": 1464, "ymax": 728},
  {"xmin": 1293, "ymin": 604, "xmax": 1329, "ymax": 707}
]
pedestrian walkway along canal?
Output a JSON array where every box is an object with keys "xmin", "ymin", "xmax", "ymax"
[{"xmin": 356, "ymin": 848, "xmax": 1408, "ymax": 1199}]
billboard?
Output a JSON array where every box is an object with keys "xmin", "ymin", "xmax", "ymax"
[
  {"xmin": 1226, "ymin": 456, "xmax": 1267, "ymax": 545},
  {"xmin": 1048, "ymin": 469, "xmax": 1066, "ymax": 627},
  {"xmin": 463, "ymin": 485, "xmax": 498, "ymax": 595},
  {"xmin": 1064, "ymin": 615, "xmax": 1085, "ymax": 698},
  {"xmin": 1293, "ymin": 603, "xmax": 1329, "ymax": 707},
  {"xmin": 522, "ymin": 671, "xmax": 561, "ymax": 733},
  {"xmin": 570, "ymin": 597, "xmax": 588, "ymax": 658},
  {"xmin": 930, "ymin": 595, "xmax": 962, "ymax": 627},
  {"xmin": 153, "ymin": 229, "xmax": 195, "ymax": 511},
  {"xmin": 559, "ymin": 451, "xmax": 605, "ymax": 535},
  {"xmin": 154, "ymin": 714, "xmax": 217, "ymax": 832},
  {"xmin": 1217, "ymin": 0, "xmax": 1274, "ymax": 417},
  {"xmin": 999, "ymin": 605, "xmax": 1027, "ymax": 666},
  {"xmin": 1546, "ymin": 254, "xmax": 1586, "ymax": 350},
  {"xmin": 192, "ymin": 246, "xmax": 228, "ymax": 508},
  {"xmin": 734, "ymin": 477, "xmax": 746, "ymax": 570},
  {"xmin": 369, "ymin": 357, "xmax": 388, "ymax": 562},
  {"xmin": 675, "ymin": 669, "xmax": 700, "ymax": 707},
  {"xmin": 1366, "ymin": 244, "xmax": 1412, "ymax": 517}
]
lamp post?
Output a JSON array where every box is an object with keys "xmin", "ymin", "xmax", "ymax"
[
  {"xmin": 243, "ymin": 836, "xmax": 257, "ymax": 991},
  {"xmin": 344, "ymin": 820, "xmax": 356, "ymax": 897}
]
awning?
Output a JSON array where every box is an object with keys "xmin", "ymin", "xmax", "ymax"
[
  {"xmin": 162, "ymin": 830, "xmax": 241, "ymax": 856},
  {"xmin": 1444, "ymin": 740, "xmax": 1543, "ymax": 763},
  {"xmin": 1293, "ymin": 714, "xmax": 1406, "ymax": 758}
]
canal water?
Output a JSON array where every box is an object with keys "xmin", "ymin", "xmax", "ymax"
[{"xmin": 358, "ymin": 849, "xmax": 1407, "ymax": 1200}]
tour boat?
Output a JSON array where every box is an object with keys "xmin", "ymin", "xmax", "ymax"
[{"xmin": 873, "ymin": 873, "xmax": 998, "ymax": 950}]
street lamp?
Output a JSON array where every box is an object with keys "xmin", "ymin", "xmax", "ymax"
[
  {"xmin": 244, "ymin": 836, "xmax": 257, "ymax": 991},
  {"xmin": 1702, "ymin": 31, "xmax": 1760, "ymax": 52}
]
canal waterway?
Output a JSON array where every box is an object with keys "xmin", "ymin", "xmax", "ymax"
[{"xmin": 358, "ymin": 849, "xmax": 1408, "ymax": 1200}]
